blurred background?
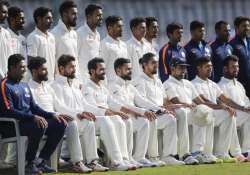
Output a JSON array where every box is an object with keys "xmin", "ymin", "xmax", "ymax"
[{"xmin": 5, "ymin": 0, "xmax": 250, "ymax": 46}]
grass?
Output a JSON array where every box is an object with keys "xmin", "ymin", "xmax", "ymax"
[{"xmin": 2, "ymin": 163, "xmax": 250, "ymax": 175}]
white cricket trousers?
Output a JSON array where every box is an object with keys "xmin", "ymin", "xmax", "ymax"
[{"xmin": 147, "ymin": 114, "xmax": 177, "ymax": 159}]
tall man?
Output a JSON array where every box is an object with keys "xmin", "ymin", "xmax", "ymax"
[
  {"xmin": 159, "ymin": 22, "xmax": 186, "ymax": 82},
  {"xmin": 184, "ymin": 20, "xmax": 212, "ymax": 80},
  {"xmin": 229, "ymin": 16, "xmax": 250, "ymax": 98},
  {"xmin": 145, "ymin": 17, "xmax": 159, "ymax": 57},
  {"xmin": 210, "ymin": 21, "xmax": 232, "ymax": 82},
  {"xmin": 27, "ymin": 7, "xmax": 56, "ymax": 81},
  {"xmin": 0, "ymin": 1, "xmax": 12, "ymax": 79},
  {"xmin": 100, "ymin": 16, "xmax": 128, "ymax": 82},
  {"xmin": 77, "ymin": 4, "xmax": 103, "ymax": 84},
  {"xmin": 0, "ymin": 54, "xmax": 67, "ymax": 175}
]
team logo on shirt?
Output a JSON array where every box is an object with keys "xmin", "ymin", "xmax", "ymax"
[
  {"xmin": 24, "ymin": 87, "xmax": 30, "ymax": 98},
  {"xmin": 181, "ymin": 51, "xmax": 185, "ymax": 58}
]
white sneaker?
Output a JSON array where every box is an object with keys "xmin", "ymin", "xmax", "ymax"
[
  {"xmin": 71, "ymin": 162, "xmax": 92, "ymax": 173},
  {"xmin": 182, "ymin": 154, "xmax": 199, "ymax": 165},
  {"xmin": 110, "ymin": 163, "xmax": 129, "ymax": 171},
  {"xmin": 87, "ymin": 160, "xmax": 109, "ymax": 172},
  {"xmin": 161, "ymin": 156, "xmax": 185, "ymax": 165},
  {"xmin": 129, "ymin": 159, "xmax": 143, "ymax": 168},
  {"xmin": 137, "ymin": 158, "xmax": 157, "ymax": 168},
  {"xmin": 193, "ymin": 152, "xmax": 216, "ymax": 164},
  {"xmin": 149, "ymin": 157, "xmax": 166, "ymax": 167},
  {"xmin": 123, "ymin": 160, "xmax": 137, "ymax": 170}
]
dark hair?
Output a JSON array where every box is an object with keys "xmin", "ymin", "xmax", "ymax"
[
  {"xmin": 130, "ymin": 17, "xmax": 145, "ymax": 30},
  {"xmin": 0, "ymin": 0, "xmax": 9, "ymax": 7},
  {"xmin": 196, "ymin": 56, "xmax": 211, "ymax": 67},
  {"xmin": 215, "ymin": 20, "xmax": 228, "ymax": 32},
  {"xmin": 58, "ymin": 55, "xmax": 75, "ymax": 68},
  {"xmin": 85, "ymin": 4, "xmax": 102, "ymax": 16},
  {"xmin": 33, "ymin": 7, "xmax": 52, "ymax": 24},
  {"xmin": 166, "ymin": 22, "xmax": 183, "ymax": 35},
  {"xmin": 105, "ymin": 15, "xmax": 122, "ymax": 29},
  {"xmin": 7, "ymin": 54, "xmax": 25, "ymax": 70},
  {"xmin": 145, "ymin": 17, "xmax": 158, "ymax": 28},
  {"xmin": 139, "ymin": 52, "xmax": 156, "ymax": 66},
  {"xmin": 114, "ymin": 58, "xmax": 131, "ymax": 72},
  {"xmin": 234, "ymin": 16, "xmax": 250, "ymax": 28},
  {"xmin": 190, "ymin": 20, "xmax": 205, "ymax": 32},
  {"xmin": 223, "ymin": 55, "xmax": 239, "ymax": 67},
  {"xmin": 7, "ymin": 6, "xmax": 23, "ymax": 24},
  {"xmin": 28, "ymin": 56, "xmax": 46, "ymax": 73},
  {"xmin": 87, "ymin": 57, "xmax": 104, "ymax": 75},
  {"xmin": 59, "ymin": 0, "xmax": 77, "ymax": 17}
]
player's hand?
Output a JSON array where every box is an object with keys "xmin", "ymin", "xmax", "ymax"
[
  {"xmin": 224, "ymin": 106, "xmax": 236, "ymax": 117},
  {"xmin": 143, "ymin": 111, "xmax": 157, "ymax": 121},
  {"xmin": 59, "ymin": 114, "xmax": 74, "ymax": 122},
  {"xmin": 117, "ymin": 112, "xmax": 129, "ymax": 120},
  {"xmin": 53, "ymin": 114, "xmax": 68, "ymax": 126},
  {"xmin": 77, "ymin": 112, "xmax": 96, "ymax": 121},
  {"xmin": 34, "ymin": 115, "xmax": 48, "ymax": 129}
]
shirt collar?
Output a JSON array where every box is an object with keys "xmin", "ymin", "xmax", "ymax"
[
  {"xmin": 29, "ymin": 79, "xmax": 45, "ymax": 89},
  {"xmin": 169, "ymin": 75, "xmax": 185, "ymax": 86},
  {"xmin": 84, "ymin": 22, "xmax": 98, "ymax": 36},
  {"xmin": 88, "ymin": 79, "xmax": 103, "ymax": 90},
  {"xmin": 115, "ymin": 76, "xmax": 128, "ymax": 86},
  {"xmin": 131, "ymin": 35, "xmax": 144, "ymax": 46},
  {"xmin": 35, "ymin": 27, "xmax": 49, "ymax": 38},
  {"xmin": 194, "ymin": 75, "xmax": 210, "ymax": 84},
  {"xmin": 221, "ymin": 76, "xmax": 237, "ymax": 84},
  {"xmin": 7, "ymin": 28, "xmax": 19, "ymax": 37},
  {"xmin": 141, "ymin": 72, "xmax": 157, "ymax": 83},
  {"xmin": 58, "ymin": 19, "xmax": 71, "ymax": 33},
  {"xmin": 55, "ymin": 74, "xmax": 69, "ymax": 85},
  {"xmin": 106, "ymin": 34, "xmax": 121, "ymax": 44}
]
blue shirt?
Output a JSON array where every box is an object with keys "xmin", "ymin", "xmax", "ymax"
[
  {"xmin": 229, "ymin": 35, "xmax": 250, "ymax": 89},
  {"xmin": 184, "ymin": 39, "xmax": 212, "ymax": 80},
  {"xmin": 0, "ymin": 78, "xmax": 54, "ymax": 121},
  {"xmin": 210, "ymin": 38, "xmax": 232, "ymax": 82},
  {"xmin": 158, "ymin": 42, "xmax": 186, "ymax": 82}
]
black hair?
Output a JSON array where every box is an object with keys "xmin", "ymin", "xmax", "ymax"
[
  {"xmin": 105, "ymin": 15, "xmax": 122, "ymax": 29},
  {"xmin": 145, "ymin": 17, "xmax": 158, "ymax": 28},
  {"xmin": 87, "ymin": 57, "xmax": 104, "ymax": 75},
  {"xmin": 114, "ymin": 58, "xmax": 131, "ymax": 72},
  {"xmin": 7, "ymin": 6, "xmax": 23, "ymax": 24},
  {"xmin": 196, "ymin": 56, "xmax": 211, "ymax": 67},
  {"xmin": 57, "ymin": 55, "xmax": 75, "ymax": 68},
  {"xmin": 59, "ymin": 0, "xmax": 77, "ymax": 17},
  {"xmin": 139, "ymin": 52, "xmax": 156, "ymax": 65},
  {"xmin": 7, "ymin": 54, "xmax": 25, "ymax": 71},
  {"xmin": 215, "ymin": 20, "xmax": 229, "ymax": 32},
  {"xmin": 223, "ymin": 55, "xmax": 239, "ymax": 67},
  {"xmin": 190, "ymin": 20, "xmax": 205, "ymax": 32},
  {"xmin": 33, "ymin": 7, "xmax": 52, "ymax": 24},
  {"xmin": 166, "ymin": 22, "xmax": 183, "ymax": 35},
  {"xmin": 234, "ymin": 16, "xmax": 250, "ymax": 28},
  {"xmin": 130, "ymin": 17, "xmax": 145, "ymax": 30},
  {"xmin": 85, "ymin": 4, "xmax": 102, "ymax": 17},
  {"xmin": 27, "ymin": 56, "xmax": 46, "ymax": 73},
  {"xmin": 0, "ymin": 0, "xmax": 9, "ymax": 8}
]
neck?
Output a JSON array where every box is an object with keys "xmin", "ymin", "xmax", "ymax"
[
  {"xmin": 62, "ymin": 19, "xmax": 72, "ymax": 30},
  {"xmin": 192, "ymin": 37, "xmax": 201, "ymax": 43},
  {"xmin": 37, "ymin": 25, "xmax": 48, "ymax": 34},
  {"xmin": 217, "ymin": 36, "xmax": 227, "ymax": 43},
  {"xmin": 109, "ymin": 33, "xmax": 118, "ymax": 40},
  {"xmin": 145, "ymin": 35, "xmax": 153, "ymax": 43},
  {"xmin": 9, "ymin": 26, "xmax": 19, "ymax": 35},
  {"xmin": 169, "ymin": 39, "xmax": 178, "ymax": 46},
  {"xmin": 144, "ymin": 71, "xmax": 154, "ymax": 79},
  {"xmin": 224, "ymin": 74, "xmax": 234, "ymax": 80},
  {"xmin": 91, "ymin": 77, "xmax": 101, "ymax": 86},
  {"xmin": 172, "ymin": 75, "xmax": 181, "ymax": 81},
  {"xmin": 32, "ymin": 77, "xmax": 42, "ymax": 84},
  {"xmin": 87, "ymin": 21, "xmax": 96, "ymax": 32},
  {"xmin": 7, "ymin": 74, "xmax": 20, "ymax": 83},
  {"xmin": 133, "ymin": 34, "xmax": 142, "ymax": 42},
  {"xmin": 198, "ymin": 75, "xmax": 208, "ymax": 81}
]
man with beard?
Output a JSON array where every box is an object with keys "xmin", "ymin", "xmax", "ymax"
[
  {"xmin": 7, "ymin": 6, "xmax": 26, "ymax": 57},
  {"xmin": 210, "ymin": 21, "xmax": 232, "ymax": 82},
  {"xmin": 100, "ymin": 16, "xmax": 128, "ymax": 82},
  {"xmin": 229, "ymin": 16, "xmax": 250, "ymax": 98},
  {"xmin": 27, "ymin": 7, "xmax": 56, "ymax": 81},
  {"xmin": 51, "ymin": 55, "xmax": 132, "ymax": 171},
  {"xmin": 51, "ymin": 0, "xmax": 81, "ymax": 84},
  {"xmin": 192, "ymin": 56, "xmax": 248, "ymax": 162},
  {"xmin": 27, "ymin": 56, "xmax": 103, "ymax": 173},
  {"xmin": 127, "ymin": 18, "xmax": 154, "ymax": 79},
  {"xmin": 5, "ymin": 6, "xmax": 27, "ymax": 165},
  {"xmin": 0, "ymin": 0, "xmax": 13, "ymax": 79},
  {"xmin": 0, "ymin": 54, "xmax": 67, "ymax": 175},
  {"xmin": 159, "ymin": 22, "xmax": 186, "ymax": 82},
  {"xmin": 132, "ymin": 53, "xmax": 186, "ymax": 165},
  {"xmin": 184, "ymin": 21, "xmax": 212, "ymax": 80},
  {"xmin": 84, "ymin": 58, "xmax": 158, "ymax": 168},
  {"xmin": 218, "ymin": 55, "xmax": 250, "ymax": 161},
  {"xmin": 77, "ymin": 4, "xmax": 103, "ymax": 85},
  {"xmin": 145, "ymin": 17, "xmax": 159, "ymax": 59},
  {"xmin": 110, "ymin": 58, "xmax": 184, "ymax": 165}
]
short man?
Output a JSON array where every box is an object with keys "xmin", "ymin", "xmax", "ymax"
[
  {"xmin": 27, "ymin": 7, "xmax": 56, "ymax": 81},
  {"xmin": 218, "ymin": 55, "xmax": 250, "ymax": 161},
  {"xmin": 0, "ymin": 1, "xmax": 13, "ymax": 79},
  {"xmin": 159, "ymin": 22, "xmax": 186, "ymax": 82},
  {"xmin": 229, "ymin": 16, "xmax": 250, "ymax": 98},
  {"xmin": 133, "ymin": 53, "xmax": 186, "ymax": 165},
  {"xmin": 210, "ymin": 21, "xmax": 232, "ymax": 82},
  {"xmin": 192, "ymin": 56, "xmax": 247, "ymax": 162},
  {"xmin": 84, "ymin": 58, "xmax": 157, "ymax": 168},
  {"xmin": 184, "ymin": 20, "xmax": 212, "ymax": 80},
  {"xmin": 127, "ymin": 17, "xmax": 154, "ymax": 79},
  {"xmin": 51, "ymin": 55, "xmax": 131, "ymax": 171},
  {"xmin": 77, "ymin": 4, "xmax": 103, "ymax": 84},
  {"xmin": 51, "ymin": 0, "xmax": 81, "ymax": 82},
  {"xmin": 0, "ymin": 54, "xmax": 67, "ymax": 175}
]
